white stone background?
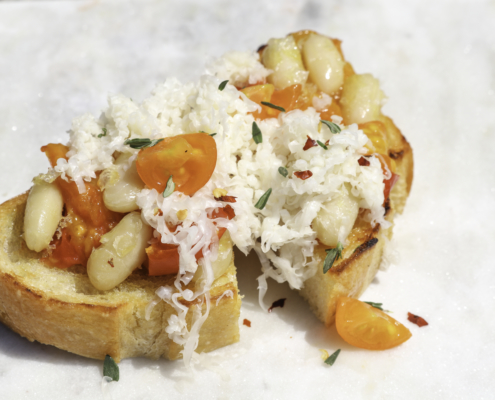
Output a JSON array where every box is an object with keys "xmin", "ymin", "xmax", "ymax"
[{"xmin": 0, "ymin": 0, "xmax": 494, "ymax": 399}]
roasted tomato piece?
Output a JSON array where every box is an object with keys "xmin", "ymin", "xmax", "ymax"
[
  {"xmin": 136, "ymin": 133, "xmax": 217, "ymax": 196},
  {"xmin": 41, "ymin": 143, "xmax": 122, "ymax": 269},
  {"xmin": 147, "ymin": 241, "xmax": 180, "ymax": 276},
  {"xmin": 335, "ymin": 297, "xmax": 412, "ymax": 350},
  {"xmin": 146, "ymin": 206, "xmax": 235, "ymax": 276},
  {"xmin": 242, "ymin": 83, "xmax": 307, "ymax": 120},
  {"xmin": 241, "ymin": 84, "xmax": 276, "ymax": 119},
  {"xmin": 359, "ymin": 121, "xmax": 388, "ymax": 155},
  {"xmin": 270, "ymin": 84, "xmax": 304, "ymax": 113},
  {"xmin": 376, "ymin": 153, "xmax": 399, "ymax": 201}
]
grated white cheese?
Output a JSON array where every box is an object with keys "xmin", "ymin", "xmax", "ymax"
[
  {"xmin": 52, "ymin": 50, "xmax": 387, "ymax": 366},
  {"xmin": 216, "ymin": 290, "xmax": 234, "ymax": 306}
]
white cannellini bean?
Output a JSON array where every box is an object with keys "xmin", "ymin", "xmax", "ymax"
[
  {"xmin": 340, "ymin": 73, "xmax": 385, "ymax": 124},
  {"xmin": 103, "ymin": 154, "xmax": 144, "ymax": 213},
  {"xmin": 24, "ymin": 182, "xmax": 63, "ymax": 252},
  {"xmin": 193, "ymin": 231, "xmax": 233, "ymax": 283},
  {"xmin": 262, "ymin": 36, "xmax": 308, "ymax": 90},
  {"xmin": 312, "ymin": 191, "xmax": 359, "ymax": 247},
  {"xmin": 302, "ymin": 33, "xmax": 345, "ymax": 95},
  {"xmin": 87, "ymin": 212, "xmax": 152, "ymax": 291}
]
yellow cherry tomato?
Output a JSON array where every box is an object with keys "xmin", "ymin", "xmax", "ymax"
[
  {"xmin": 335, "ymin": 297, "xmax": 412, "ymax": 350},
  {"xmin": 136, "ymin": 133, "xmax": 217, "ymax": 196}
]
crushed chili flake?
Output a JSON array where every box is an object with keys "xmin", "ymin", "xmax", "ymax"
[
  {"xmin": 223, "ymin": 204, "xmax": 236, "ymax": 219},
  {"xmin": 108, "ymin": 258, "xmax": 114, "ymax": 268},
  {"xmin": 215, "ymin": 195, "xmax": 237, "ymax": 203},
  {"xmin": 303, "ymin": 135, "xmax": 317, "ymax": 151},
  {"xmin": 268, "ymin": 298, "xmax": 286, "ymax": 312},
  {"xmin": 294, "ymin": 170, "xmax": 313, "ymax": 180},
  {"xmin": 358, "ymin": 157, "xmax": 371, "ymax": 166},
  {"xmin": 408, "ymin": 312, "xmax": 428, "ymax": 327},
  {"xmin": 243, "ymin": 319, "xmax": 251, "ymax": 327}
]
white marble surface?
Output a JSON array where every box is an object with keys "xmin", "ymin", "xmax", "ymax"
[{"xmin": 1, "ymin": 0, "xmax": 494, "ymax": 399}]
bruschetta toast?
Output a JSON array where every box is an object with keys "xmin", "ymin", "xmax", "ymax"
[{"xmin": 0, "ymin": 30, "xmax": 412, "ymax": 363}]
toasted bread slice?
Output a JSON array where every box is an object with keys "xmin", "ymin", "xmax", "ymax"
[
  {"xmin": 0, "ymin": 193, "xmax": 241, "ymax": 362},
  {"xmin": 299, "ymin": 116, "xmax": 413, "ymax": 325}
]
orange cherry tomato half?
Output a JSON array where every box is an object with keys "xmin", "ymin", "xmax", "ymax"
[
  {"xmin": 335, "ymin": 297, "xmax": 412, "ymax": 350},
  {"xmin": 136, "ymin": 133, "xmax": 217, "ymax": 196}
]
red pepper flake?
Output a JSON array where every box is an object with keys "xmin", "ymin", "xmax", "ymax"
[
  {"xmin": 408, "ymin": 312, "xmax": 428, "ymax": 327},
  {"xmin": 294, "ymin": 170, "xmax": 313, "ymax": 180},
  {"xmin": 243, "ymin": 319, "xmax": 251, "ymax": 327},
  {"xmin": 108, "ymin": 258, "xmax": 114, "ymax": 268},
  {"xmin": 223, "ymin": 204, "xmax": 236, "ymax": 219},
  {"xmin": 303, "ymin": 135, "xmax": 317, "ymax": 151},
  {"xmin": 215, "ymin": 195, "xmax": 237, "ymax": 203},
  {"xmin": 358, "ymin": 156, "xmax": 371, "ymax": 167},
  {"xmin": 268, "ymin": 298, "xmax": 286, "ymax": 312}
]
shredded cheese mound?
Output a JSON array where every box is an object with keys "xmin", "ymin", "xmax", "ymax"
[{"xmin": 53, "ymin": 50, "xmax": 386, "ymax": 366}]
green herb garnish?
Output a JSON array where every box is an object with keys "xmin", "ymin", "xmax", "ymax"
[
  {"xmin": 252, "ymin": 121, "xmax": 262, "ymax": 144},
  {"xmin": 321, "ymin": 120, "xmax": 341, "ymax": 134},
  {"xmin": 323, "ymin": 242, "xmax": 344, "ymax": 273},
  {"xmin": 261, "ymin": 101, "xmax": 286, "ymax": 112},
  {"xmin": 218, "ymin": 80, "xmax": 229, "ymax": 91},
  {"xmin": 317, "ymin": 140, "xmax": 328, "ymax": 150},
  {"xmin": 103, "ymin": 355, "xmax": 119, "ymax": 381},
  {"xmin": 124, "ymin": 138, "xmax": 163, "ymax": 149},
  {"xmin": 98, "ymin": 128, "xmax": 107, "ymax": 138},
  {"xmin": 162, "ymin": 175, "xmax": 175, "ymax": 198},
  {"xmin": 364, "ymin": 301, "xmax": 384, "ymax": 311},
  {"xmin": 278, "ymin": 166, "xmax": 288, "ymax": 177},
  {"xmin": 324, "ymin": 349, "xmax": 341, "ymax": 366},
  {"xmin": 210, "ymin": 133, "xmax": 217, "ymax": 137},
  {"xmin": 255, "ymin": 188, "xmax": 272, "ymax": 210}
]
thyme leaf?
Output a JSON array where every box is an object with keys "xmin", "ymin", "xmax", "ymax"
[
  {"xmin": 218, "ymin": 80, "xmax": 229, "ymax": 91},
  {"xmin": 323, "ymin": 242, "xmax": 344, "ymax": 273},
  {"xmin": 254, "ymin": 188, "xmax": 272, "ymax": 210},
  {"xmin": 252, "ymin": 121, "xmax": 262, "ymax": 144},
  {"xmin": 261, "ymin": 101, "xmax": 286, "ymax": 112},
  {"xmin": 321, "ymin": 120, "xmax": 341, "ymax": 134},
  {"xmin": 103, "ymin": 355, "xmax": 119, "ymax": 381},
  {"xmin": 278, "ymin": 166, "xmax": 288, "ymax": 177},
  {"xmin": 124, "ymin": 138, "xmax": 163, "ymax": 149},
  {"xmin": 162, "ymin": 175, "xmax": 175, "ymax": 198},
  {"xmin": 324, "ymin": 349, "xmax": 341, "ymax": 366}
]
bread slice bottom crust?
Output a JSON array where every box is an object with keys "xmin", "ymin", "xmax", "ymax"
[
  {"xmin": 300, "ymin": 116, "xmax": 413, "ymax": 326},
  {"xmin": 0, "ymin": 193, "xmax": 241, "ymax": 362}
]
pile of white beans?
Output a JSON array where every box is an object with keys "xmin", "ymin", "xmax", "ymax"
[{"xmin": 261, "ymin": 32, "xmax": 386, "ymax": 247}]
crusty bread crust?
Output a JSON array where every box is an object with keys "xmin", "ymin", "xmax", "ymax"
[
  {"xmin": 0, "ymin": 193, "xmax": 241, "ymax": 362},
  {"xmin": 299, "ymin": 116, "xmax": 413, "ymax": 325}
]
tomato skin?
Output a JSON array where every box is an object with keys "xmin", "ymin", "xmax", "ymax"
[
  {"xmin": 136, "ymin": 133, "xmax": 217, "ymax": 196},
  {"xmin": 335, "ymin": 297, "xmax": 412, "ymax": 350}
]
